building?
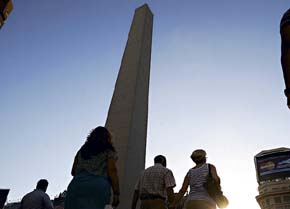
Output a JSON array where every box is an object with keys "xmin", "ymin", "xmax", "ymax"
[
  {"xmin": 255, "ymin": 148, "xmax": 290, "ymax": 209},
  {"xmin": 257, "ymin": 179, "xmax": 290, "ymax": 209},
  {"xmin": 0, "ymin": 190, "xmax": 9, "ymax": 209},
  {"xmin": 280, "ymin": 8, "xmax": 290, "ymax": 109},
  {"xmin": 0, "ymin": 0, "xmax": 13, "ymax": 28}
]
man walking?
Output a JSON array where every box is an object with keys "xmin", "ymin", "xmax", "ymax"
[
  {"xmin": 131, "ymin": 155, "xmax": 176, "ymax": 209},
  {"xmin": 19, "ymin": 179, "xmax": 53, "ymax": 209}
]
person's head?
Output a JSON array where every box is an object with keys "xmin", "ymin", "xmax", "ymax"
[
  {"xmin": 190, "ymin": 149, "xmax": 207, "ymax": 164},
  {"xmin": 80, "ymin": 126, "xmax": 115, "ymax": 160},
  {"xmin": 86, "ymin": 126, "xmax": 112, "ymax": 145},
  {"xmin": 36, "ymin": 179, "xmax": 48, "ymax": 192},
  {"xmin": 154, "ymin": 155, "xmax": 167, "ymax": 167}
]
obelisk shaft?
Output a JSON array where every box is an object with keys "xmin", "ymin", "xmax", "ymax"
[{"xmin": 105, "ymin": 4, "xmax": 153, "ymax": 209}]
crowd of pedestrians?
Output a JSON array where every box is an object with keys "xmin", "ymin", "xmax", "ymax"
[{"xmin": 18, "ymin": 126, "xmax": 224, "ymax": 209}]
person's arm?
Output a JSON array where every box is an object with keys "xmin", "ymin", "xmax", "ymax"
[
  {"xmin": 131, "ymin": 190, "xmax": 139, "ymax": 209},
  {"xmin": 209, "ymin": 164, "xmax": 220, "ymax": 184},
  {"xmin": 131, "ymin": 176, "xmax": 141, "ymax": 209},
  {"xmin": 164, "ymin": 169, "xmax": 177, "ymax": 207},
  {"xmin": 172, "ymin": 175, "xmax": 189, "ymax": 207},
  {"xmin": 166, "ymin": 186, "xmax": 175, "ymax": 205},
  {"xmin": 107, "ymin": 156, "xmax": 120, "ymax": 207},
  {"xmin": 71, "ymin": 152, "xmax": 79, "ymax": 176},
  {"xmin": 43, "ymin": 194, "xmax": 54, "ymax": 209}
]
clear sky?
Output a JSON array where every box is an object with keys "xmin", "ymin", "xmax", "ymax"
[{"xmin": 1, "ymin": 1, "xmax": 290, "ymax": 209}]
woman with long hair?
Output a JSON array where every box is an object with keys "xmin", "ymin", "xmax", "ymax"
[
  {"xmin": 172, "ymin": 149, "xmax": 220, "ymax": 209},
  {"xmin": 65, "ymin": 126, "xmax": 120, "ymax": 209}
]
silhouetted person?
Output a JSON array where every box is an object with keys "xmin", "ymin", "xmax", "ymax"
[
  {"xmin": 64, "ymin": 126, "xmax": 120, "ymax": 209},
  {"xmin": 19, "ymin": 179, "xmax": 53, "ymax": 209},
  {"xmin": 131, "ymin": 155, "xmax": 176, "ymax": 209},
  {"xmin": 173, "ymin": 150, "xmax": 220, "ymax": 209},
  {"xmin": 280, "ymin": 8, "xmax": 290, "ymax": 108}
]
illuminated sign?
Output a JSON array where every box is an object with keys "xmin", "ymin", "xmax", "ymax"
[{"xmin": 255, "ymin": 149, "xmax": 290, "ymax": 182}]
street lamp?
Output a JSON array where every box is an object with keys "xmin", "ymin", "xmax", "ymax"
[{"xmin": 280, "ymin": 8, "xmax": 290, "ymax": 109}]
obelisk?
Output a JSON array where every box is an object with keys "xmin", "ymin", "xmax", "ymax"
[{"xmin": 105, "ymin": 4, "xmax": 153, "ymax": 209}]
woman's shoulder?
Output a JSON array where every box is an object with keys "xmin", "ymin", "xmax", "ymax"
[
  {"xmin": 187, "ymin": 167, "xmax": 195, "ymax": 176},
  {"xmin": 77, "ymin": 149, "xmax": 117, "ymax": 160},
  {"xmin": 106, "ymin": 149, "xmax": 118, "ymax": 161},
  {"xmin": 193, "ymin": 163, "xmax": 208, "ymax": 169},
  {"xmin": 187, "ymin": 163, "xmax": 208, "ymax": 172}
]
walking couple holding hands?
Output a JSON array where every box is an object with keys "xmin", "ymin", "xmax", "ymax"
[{"xmin": 131, "ymin": 150, "xmax": 228, "ymax": 209}]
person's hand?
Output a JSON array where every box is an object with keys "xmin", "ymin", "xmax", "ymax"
[{"xmin": 112, "ymin": 195, "xmax": 120, "ymax": 208}]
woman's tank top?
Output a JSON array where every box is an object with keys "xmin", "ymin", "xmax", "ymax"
[{"xmin": 186, "ymin": 163, "xmax": 215, "ymax": 205}]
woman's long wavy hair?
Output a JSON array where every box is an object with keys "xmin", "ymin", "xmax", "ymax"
[{"xmin": 79, "ymin": 126, "xmax": 115, "ymax": 160}]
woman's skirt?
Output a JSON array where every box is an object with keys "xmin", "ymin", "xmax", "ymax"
[{"xmin": 64, "ymin": 172, "xmax": 111, "ymax": 209}]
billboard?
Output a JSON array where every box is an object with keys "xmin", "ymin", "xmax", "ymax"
[{"xmin": 255, "ymin": 148, "xmax": 290, "ymax": 182}]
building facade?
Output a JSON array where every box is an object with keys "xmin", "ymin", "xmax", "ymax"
[
  {"xmin": 0, "ymin": 0, "xmax": 13, "ymax": 28},
  {"xmin": 255, "ymin": 148, "xmax": 290, "ymax": 209},
  {"xmin": 256, "ymin": 179, "xmax": 290, "ymax": 209}
]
